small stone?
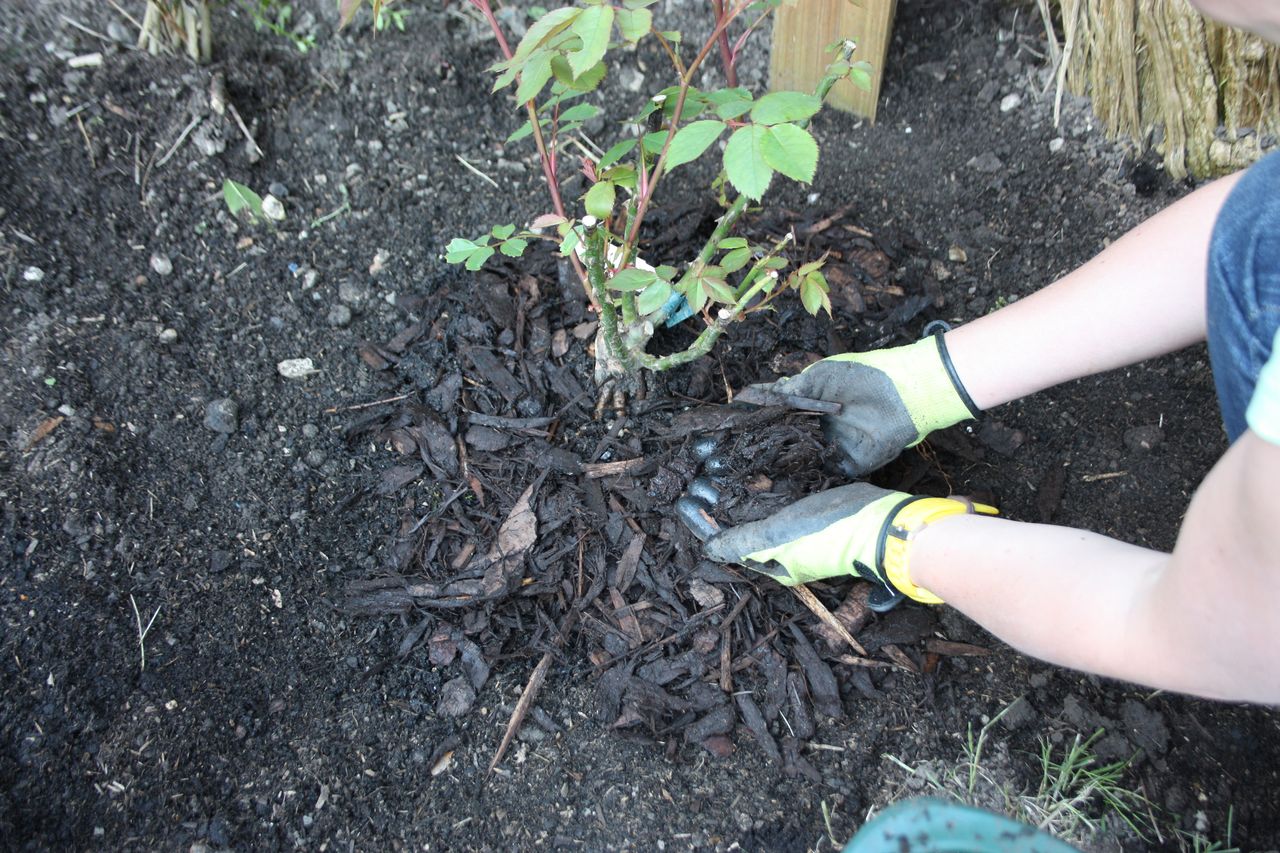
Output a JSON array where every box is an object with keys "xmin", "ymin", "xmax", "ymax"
[
  {"xmin": 437, "ymin": 677, "xmax": 476, "ymax": 717},
  {"xmin": 192, "ymin": 120, "xmax": 225, "ymax": 157},
  {"xmin": 277, "ymin": 358, "xmax": 317, "ymax": 379},
  {"xmin": 977, "ymin": 79, "xmax": 1001, "ymax": 104},
  {"xmin": 210, "ymin": 551, "xmax": 233, "ymax": 573},
  {"xmin": 107, "ymin": 21, "xmax": 130, "ymax": 42},
  {"xmin": 617, "ymin": 66, "xmax": 645, "ymax": 92},
  {"xmin": 1124, "ymin": 425, "xmax": 1164, "ymax": 452},
  {"xmin": 998, "ymin": 696, "xmax": 1036, "ymax": 731},
  {"xmin": 999, "ymin": 93, "xmax": 1022, "ymax": 113},
  {"xmin": 150, "ymin": 253, "xmax": 173, "ymax": 276},
  {"xmin": 948, "ymin": 245, "xmax": 968, "ymax": 263},
  {"xmin": 326, "ymin": 304, "xmax": 352, "ymax": 328},
  {"xmin": 1049, "ymin": 137, "xmax": 1066, "ymax": 153},
  {"xmin": 261, "ymin": 195, "xmax": 285, "ymax": 222},
  {"xmin": 304, "ymin": 449, "xmax": 326, "ymax": 467},
  {"xmin": 338, "ymin": 280, "xmax": 368, "ymax": 306},
  {"xmin": 23, "ymin": 266, "xmax": 45, "ymax": 282},
  {"xmin": 159, "ymin": 328, "xmax": 179, "ymax": 344},
  {"xmin": 268, "ymin": 181, "xmax": 288, "ymax": 198},
  {"xmin": 967, "ymin": 152, "xmax": 1004, "ymax": 173},
  {"xmin": 204, "ymin": 398, "xmax": 239, "ymax": 434},
  {"xmin": 302, "ymin": 423, "xmax": 319, "ymax": 439}
]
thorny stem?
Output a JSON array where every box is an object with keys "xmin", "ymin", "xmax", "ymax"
[
  {"xmin": 469, "ymin": 0, "xmax": 590, "ymax": 292},
  {"xmin": 711, "ymin": 0, "xmax": 738, "ymax": 88},
  {"xmin": 621, "ymin": 2, "xmax": 746, "ymax": 261},
  {"xmin": 583, "ymin": 220, "xmax": 637, "ymax": 375}
]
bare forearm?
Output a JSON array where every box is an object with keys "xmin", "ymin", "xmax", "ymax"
[{"xmin": 944, "ymin": 173, "xmax": 1242, "ymax": 410}]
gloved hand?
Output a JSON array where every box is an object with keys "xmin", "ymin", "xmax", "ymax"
[
  {"xmin": 699, "ymin": 482, "xmax": 997, "ymax": 605},
  {"xmin": 752, "ymin": 332, "xmax": 980, "ymax": 476}
]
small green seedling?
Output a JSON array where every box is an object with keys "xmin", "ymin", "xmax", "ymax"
[{"xmin": 223, "ymin": 179, "xmax": 265, "ymax": 223}]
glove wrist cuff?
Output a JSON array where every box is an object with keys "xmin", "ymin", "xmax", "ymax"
[{"xmin": 878, "ymin": 496, "xmax": 998, "ymax": 604}]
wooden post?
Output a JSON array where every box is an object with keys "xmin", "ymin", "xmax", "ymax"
[{"xmin": 770, "ymin": 0, "xmax": 898, "ymax": 122}]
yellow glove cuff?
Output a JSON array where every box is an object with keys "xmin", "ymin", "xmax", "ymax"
[{"xmin": 882, "ymin": 497, "xmax": 999, "ymax": 604}]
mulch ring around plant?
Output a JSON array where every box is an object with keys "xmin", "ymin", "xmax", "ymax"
[{"xmin": 341, "ymin": 204, "xmax": 999, "ymax": 770}]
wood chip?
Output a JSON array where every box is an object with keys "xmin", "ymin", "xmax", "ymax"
[
  {"xmin": 791, "ymin": 585, "xmax": 867, "ymax": 656},
  {"xmin": 924, "ymin": 639, "xmax": 991, "ymax": 657},
  {"xmin": 583, "ymin": 458, "xmax": 647, "ymax": 479},
  {"xmin": 24, "ymin": 415, "xmax": 64, "ymax": 451},
  {"xmin": 880, "ymin": 643, "xmax": 920, "ymax": 673}
]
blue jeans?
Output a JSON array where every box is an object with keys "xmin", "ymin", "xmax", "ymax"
[{"xmin": 1207, "ymin": 149, "xmax": 1280, "ymax": 442}]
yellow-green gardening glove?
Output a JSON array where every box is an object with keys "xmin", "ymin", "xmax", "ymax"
[
  {"xmin": 755, "ymin": 332, "xmax": 980, "ymax": 476},
  {"xmin": 702, "ymin": 482, "xmax": 997, "ymax": 605}
]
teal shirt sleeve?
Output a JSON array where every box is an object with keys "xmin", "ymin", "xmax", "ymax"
[{"xmin": 1246, "ymin": 327, "xmax": 1280, "ymax": 445}]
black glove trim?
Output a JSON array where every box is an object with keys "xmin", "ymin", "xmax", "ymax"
[
  {"xmin": 932, "ymin": 331, "xmax": 982, "ymax": 419},
  {"xmin": 869, "ymin": 494, "xmax": 926, "ymax": 590}
]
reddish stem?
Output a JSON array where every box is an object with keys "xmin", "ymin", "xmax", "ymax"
[{"xmin": 711, "ymin": 0, "xmax": 738, "ymax": 88}]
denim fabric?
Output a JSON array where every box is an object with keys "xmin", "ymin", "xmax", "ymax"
[{"xmin": 1206, "ymin": 150, "xmax": 1280, "ymax": 442}]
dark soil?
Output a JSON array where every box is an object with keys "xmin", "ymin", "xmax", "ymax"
[{"xmin": 2, "ymin": 0, "xmax": 1278, "ymax": 850}]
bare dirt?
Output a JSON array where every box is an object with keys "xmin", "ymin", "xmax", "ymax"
[{"xmin": 2, "ymin": 0, "xmax": 1278, "ymax": 849}]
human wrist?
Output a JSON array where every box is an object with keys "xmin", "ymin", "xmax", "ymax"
[{"xmin": 883, "ymin": 498, "xmax": 998, "ymax": 603}]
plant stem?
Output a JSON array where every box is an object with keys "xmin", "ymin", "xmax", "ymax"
[
  {"xmin": 583, "ymin": 220, "xmax": 636, "ymax": 375},
  {"xmin": 711, "ymin": 0, "xmax": 738, "ymax": 88}
]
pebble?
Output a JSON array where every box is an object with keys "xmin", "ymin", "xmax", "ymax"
[
  {"xmin": 268, "ymin": 181, "xmax": 288, "ymax": 198},
  {"xmin": 262, "ymin": 194, "xmax": 286, "ymax": 222},
  {"xmin": 1049, "ymin": 137, "xmax": 1066, "ymax": 153},
  {"xmin": 159, "ymin": 327, "xmax": 179, "ymax": 344},
  {"xmin": 23, "ymin": 266, "xmax": 45, "ymax": 282},
  {"xmin": 999, "ymin": 93, "xmax": 1022, "ymax": 113},
  {"xmin": 204, "ymin": 398, "xmax": 239, "ymax": 434},
  {"xmin": 1124, "ymin": 424, "xmax": 1164, "ymax": 452},
  {"xmin": 277, "ymin": 358, "xmax": 318, "ymax": 379},
  {"xmin": 327, "ymin": 304, "xmax": 352, "ymax": 328},
  {"xmin": 338, "ymin": 280, "xmax": 369, "ymax": 306},
  {"xmin": 107, "ymin": 21, "xmax": 130, "ymax": 42},
  {"xmin": 966, "ymin": 152, "xmax": 1004, "ymax": 173},
  {"xmin": 150, "ymin": 253, "xmax": 173, "ymax": 276},
  {"xmin": 302, "ymin": 423, "xmax": 319, "ymax": 439},
  {"xmin": 304, "ymin": 449, "xmax": 326, "ymax": 468}
]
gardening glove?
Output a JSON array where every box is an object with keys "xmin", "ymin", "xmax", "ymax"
[
  {"xmin": 755, "ymin": 332, "xmax": 980, "ymax": 477},
  {"xmin": 701, "ymin": 482, "xmax": 997, "ymax": 605}
]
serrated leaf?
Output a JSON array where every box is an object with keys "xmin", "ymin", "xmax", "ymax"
[
  {"xmin": 530, "ymin": 213, "xmax": 567, "ymax": 229},
  {"xmin": 464, "ymin": 246, "xmax": 495, "ymax": 271},
  {"xmin": 761, "ymin": 123, "xmax": 818, "ymax": 183},
  {"xmin": 665, "ymin": 120, "xmax": 726, "ymax": 170},
  {"xmin": 702, "ymin": 276, "xmax": 736, "ymax": 304},
  {"xmin": 499, "ymin": 238, "xmax": 528, "ymax": 257},
  {"xmin": 559, "ymin": 103, "xmax": 600, "ymax": 123},
  {"xmin": 506, "ymin": 119, "xmax": 535, "ymax": 143},
  {"xmin": 750, "ymin": 91, "xmax": 821, "ymax": 125},
  {"xmin": 642, "ymin": 131, "xmax": 667, "ymax": 155},
  {"xmin": 849, "ymin": 67, "xmax": 873, "ymax": 92},
  {"xmin": 550, "ymin": 54, "xmax": 606, "ymax": 91},
  {"xmin": 800, "ymin": 271, "xmax": 830, "ymax": 315},
  {"xmin": 609, "ymin": 268, "xmax": 658, "ymax": 291},
  {"xmin": 223, "ymin": 179, "xmax": 264, "ymax": 221},
  {"xmin": 515, "ymin": 51, "xmax": 555, "ymax": 103},
  {"xmin": 636, "ymin": 280, "xmax": 672, "ymax": 315},
  {"xmin": 583, "ymin": 181, "xmax": 615, "ymax": 219},
  {"xmin": 567, "ymin": 5, "xmax": 613, "ymax": 79},
  {"xmin": 558, "ymin": 228, "xmax": 580, "ymax": 257},
  {"xmin": 720, "ymin": 247, "xmax": 752, "ymax": 273},
  {"xmin": 338, "ymin": 0, "xmax": 364, "ymax": 30},
  {"xmin": 491, "ymin": 223, "xmax": 516, "ymax": 239},
  {"xmin": 685, "ymin": 280, "xmax": 708, "ymax": 313},
  {"xmin": 445, "ymin": 237, "xmax": 478, "ymax": 263},
  {"xmin": 616, "ymin": 7, "xmax": 651, "ymax": 42},
  {"xmin": 510, "ymin": 6, "xmax": 581, "ymax": 67},
  {"xmin": 655, "ymin": 265, "xmax": 677, "ymax": 281},
  {"xmin": 598, "ymin": 138, "xmax": 637, "ymax": 170},
  {"xmin": 723, "ymin": 125, "xmax": 773, "ymax": 201}
]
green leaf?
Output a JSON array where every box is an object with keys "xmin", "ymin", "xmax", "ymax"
[
  {"xmin": 550, "ymin": 54, "xmax": 606, "ymax": 91},
  {"xmin": 849, "ymin": 66, "xmax": 873, "ymax": 92},
  {"xmin": 597, "ymin": 138, "xmax": 638, "ymax": 170},
  {"xmin": 800, "ymin": 271, "xmax": 831, "ymax": 315},
  {"xmin": 567, "ymin": 5, "xmax": 614, "ymax": 79},
  {"xmin": 723, "ymin": 125, "xmax": 773, "ymax": 201},
  {"xmin": 761, "ymin": 123, "xmax": 819, "ymax": 183},
  {"xmin": 499, "ymin": 238, "xmax": 528, "ymax": 257},
  {"xmin": 491, "ymin": 223, "xmax": 516, "ymax": 239},
  {"xmin": 583, "ymin": 181, "xmax": 615, "ymax": 219},
  {"xmin": 558, "ymin": 228, "xmax": 580, "ymax": 257},
  {"xmin": 750, "ymin": 91, "xmax": 821, "ymax": 125},
  {"xmin": 665, "ymin": 120, "xmax": 726, "ymax": 169},
  {"xmin": 338, "ymin": 0, "xmax": 364, "ymax": 30},
  {"xmin": 701, "ymin": 275, "xmax": 736, "ymax": 304},
  {"xmin": 464, "ymin": 246, "xmax": 495, "ymax": 272},
  {"xmin": 509, "ymin": 6, "xmax": 581, "ymax": 67},
  {"xmin": 720, "ymin": 247, "xmax": 751, "ymax": 273},
  {"xmin": 622, "ymin": 0, "xmax": 659, "ymax": 8},
  {"xmin": 616, "ymin": 7, "xmax": 651, "ymax": 42},
  {"xmin": 708, "ymin": 87, "xmax": 754, "ymax": 119},
  {"xmin": 636, "ymin": 279, "xmax": 673, "ymax": 315},
  {"xmin": 515, "ymin": 51, "xmax": 555, "ymax": 103},
  {"xmin": 718, "ymin": 237, "xmax": 748, "ymax": 250},
  {"xmin": 655, "ymin": 265, "xmax": 677, "ymax": 281},
  {"xmin": 684, "ymin": 280, "xmax": 708, "ymax": 313},
  {"xmin": 609, "ymin": 268, "xmax": 659, "ymax": 291},
  {"xmin": 507, "ymin": 119, "xmax": 534, "ymax": 143},
  {"xmin": 223, "ymin": 179, "xmax": 264, "ymax": 221},
  {"xmin": 559, "ymin": 103, "xmax": 600, "ymax": 123},
  {"xmin": 445, "ymin": 237, "xmax": 478, "ymax": 263},
  {"xmin": 658, "ymin": 30, "xmax": 681, "ymax": 43}
]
